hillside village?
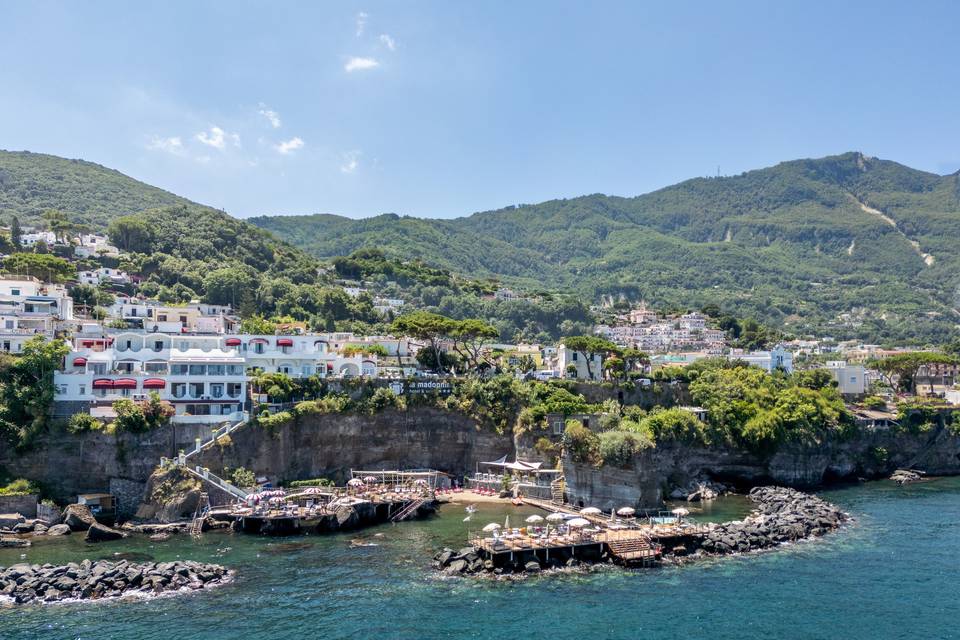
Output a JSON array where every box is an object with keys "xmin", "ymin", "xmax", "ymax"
[{"xmin": 0, "ymin": 220, "xmax": 956, "ymax": 438}]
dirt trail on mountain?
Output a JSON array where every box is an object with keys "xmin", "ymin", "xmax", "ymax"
[{"xmin": 853, "ymin": 197, "xmax": 934, "ymax": 266}]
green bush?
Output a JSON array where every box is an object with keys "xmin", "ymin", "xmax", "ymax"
[
  {"xmin": 0, "ymin": 478, "xmax": 38, "ymax": 496},
  {"xmin": 288, "ymin": 478, "xmax": 335, "ymax": 488},
  {"xmin": 230, "ymin": 467, "xmax": 256, "ymax": 488},
  {"xmin": 563, "ymin": 420, "xmax": 600, "ymax": 465},
  {"xmin": 598, "ymin": 430, "xmax": 650, "ymax": 467},
  {"xmin": 67, "ymin": 412, "xmax": 103, "ymax": 434},
  {"xmin": 640, "ymin": 408, "xmax": 706, "ymax": 445}
]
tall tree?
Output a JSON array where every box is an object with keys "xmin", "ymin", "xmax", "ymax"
[
  {"xmin": 392, "ymin": 311, "xmax": 457, "ymax": 373},
  {"xmin": 450, "ymin": 318, "xmax": 499, "ymax": 374},
  {"xmin": 868, "ymin": 352, "xmax": 959, "ymax": 394},
  {"xmin": 562, "ymin": 335, "xmax": 621, "ymax": 380},
  {"xmin": 9, "ymin": 216, "xmax": 21, "ymax": 249}
]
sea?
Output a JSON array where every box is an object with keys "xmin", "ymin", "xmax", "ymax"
[{"xmin": 0, "ymin": 478, "xmax": 957, "ymax": 640}]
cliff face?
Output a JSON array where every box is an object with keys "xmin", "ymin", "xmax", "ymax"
[
  {"xmin": 564, "ymin": 424, "xmax": 960, "ymax": 510},
  {"xmin": 0, "ymin": 408, "xmax": 517, "ymax": 501},
  {"xmin": 195, "ymin": 407, "xmax": 513, "ymax": 485}
]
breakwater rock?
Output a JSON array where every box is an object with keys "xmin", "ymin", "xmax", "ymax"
[
  {"xmin": 699, "ymin": 486, "xmax": 847, "ymax": 555},
  {"xmin": 0, "ymin": 559, "xmax": 230, "ymax": 604}
]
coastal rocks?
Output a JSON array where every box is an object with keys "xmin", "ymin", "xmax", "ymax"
[
  {"xmin": 0, "ymin": 559, "xmax": 230, "ymax": 604},
  {"xmin": 62, "ymin": 504, "xmax": 96, "ymax": 531},
  {"xmin": 85, "ymin": 523, "xmax": 128, "ymax": 543},
  {"xmin": 890, "ymin": 469, "xmax": 924, "ymax": 486},
  {"xmin": 699, "ymin": 487, "xmax": 847, "ymax": 556},
  {"xmin": 45, "ymin": 524, "xmax": 72, "ymax": 536}
]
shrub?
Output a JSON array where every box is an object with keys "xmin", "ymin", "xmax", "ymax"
[
  {"xmin": 862, "ymin": 396, "xmax": 887, "ymax": 410},
  {"xmin": 598, "ymin": 430, "xmax": 649, "ymax": 467},
  {"xmin": 258, "ymin": 410, "xmax": 293, "ymax": 430},
  {"xmin": 0, "ymin": 478, "xmax": 38, "ymax": 496},
  {"xmin": 230, "ymin": 467, "xmax": 256, "ymax": 488},
  {"xmin": 67, "ymin": 412, "xmax": 103, "ymax": 434},
  {"xmin": 563, "ymin": 420, "xmax": 600, "ymax": 465},
  {"xmin": 216, "ymin": 434, "xmax": 233, "ymax": 448},
  {"xmin": 288, "ymin": 478, "xmax": 334, "ymax": 488},
  {"xmin": 640, "ymin": 408, "xmax": 706, "ymax": 445}
]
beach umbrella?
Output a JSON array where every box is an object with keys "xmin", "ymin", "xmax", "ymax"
[
  {"xmin": 581, "ymin": 507, "xmax": 602, "ymax": 515},
  {"xmin": 347, "ymin": 478, "xmax": 364, "ymax": 487},
  {"xmin": 482, "ymin": 522, "xmax": 501, "ymax": 532},
  {"xmin": 671, "ymin": 507, "xmax": 689, "ymax": 517},
  {"xmin": 525, "ymin": 515, "xmax": 544, "ymax": 524},
  {"xmin": 567, "ymin": 518, "xmax": 591, "ymax": 528},
  {"xmin": 616, "ymin": 507, "xmax": 636, "ymax": 517},
  {"xmin": 546, "ymin": 513, "xmax": 566, "ymax": 523},
  {"xmin": 415, "ymin": 479, "xmax": 428, "ymax": 486},
  {"xmin": 504, "ymin": 515, "xmax": 510, "ymax": 530},
  {"xmin": 363, "ymin": 476, "xmax": 378, "ymax": 483}
]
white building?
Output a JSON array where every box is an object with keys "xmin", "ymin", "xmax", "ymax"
[
  {"xmin": 825, "ymin": 361, "xmax": 866, "ymax": 396},
  {"xmin": 54, "ymin": 334, "xmax": 247, "ymax": 425},
  {"xmin": 77, "ymin": 267, "xmax": 131, "ymax": 286},
  {"xmin": 74, "ymin": 234, "xmax": 120, "ymax": 259},
  {"xmin": 731, "ymin": 346, "xmax": 794, "ymax": 374},
  {"xmin": 557, "ymin": 344, "xmax": 603, "ymax": 381},
  {"xmin": 20, "ymin": 231, "xmax": 57, "ymax": 247},
  {"xmin": 0, "ymin": 277, "xmax": 74, "ymax": 341}
]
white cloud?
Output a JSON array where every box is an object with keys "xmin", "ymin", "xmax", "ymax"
[
  {"xmin": 258, "ymin": 104, "xmax": 281, "ymax": 128},
  {"xmin": 275, "ymin": 137, "xmax": 305, "ymax": 154},
  {"xmin": 195, "ymin": 125, "xmax": 229, "ymax": 149},
  {"xmin": 379, "ymin": 34, "xmax": 396, "ymax": 51},
  {"xmin": 340, "ymin": 150, "xmax": 361, "ymax": 174},
  {"xmin": 345, "ymin": 56, "xmax": 379, "ymax": 72},
  {"xmin": 356, "ymin": 12, "xmax": 368, "ymax": 37},
  {"xmin": 230, "ymin": 133, "xmax": 241, "ymax": 148},
  {"xmin": 146, "ymin": 135, "xmax": 184, "ymax": 155}
]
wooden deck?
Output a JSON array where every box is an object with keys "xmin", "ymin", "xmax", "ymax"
[{"xmin": 471, "ymin": 527, "xmax": 661, "ymax": 566}]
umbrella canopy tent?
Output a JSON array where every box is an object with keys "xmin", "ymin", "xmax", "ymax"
[
  {"xmin": 482, "ymin": 522, "xmax": 502, "ymax": 532},
  {"xmin": 580, "ymin": 507, "xmax": 602, "ymax": 515},
  {"xmin": 671, "ymin": 507, "xmax": 690, "ymax": 517},
  {"xmin": 525, "ymin": 515, "xmax": 544, "ymax": 524},
  {"xmin": 546, "ymin": 513, "xmax": 566, "ymax": 523},
  {"xmin": 616, "ymin": 507, "xmax": 636, "ymax": 517},
  {"xmin": 363, "ymin": 476, "xmax": 378, "ymax": 483},
  {"xmin": 567, "ymin": 518, "xmax": 591, "ymax": 528},
  {"xmin": 347, "ymin": 478, "xmax": 365, "ymax": 487}
]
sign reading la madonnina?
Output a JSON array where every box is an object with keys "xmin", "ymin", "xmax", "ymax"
[{"xmin": 389, "ymin": 380, "xmax": 453, "ymax": 396}]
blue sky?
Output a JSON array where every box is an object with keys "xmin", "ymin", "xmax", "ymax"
[{"xmin": 2, "ymin": 1, "xmax": 959, "ymax": 219}]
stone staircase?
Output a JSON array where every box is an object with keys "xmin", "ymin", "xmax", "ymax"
[{"xmin": 550, "ymin": 477, "xmax": 566, "ymax": 504}]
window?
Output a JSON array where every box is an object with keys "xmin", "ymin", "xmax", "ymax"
[
  {"xmin": 207, "ymin": 365, "xmax": 225, "ymax": 376},
  {"xmin": 55, "ymin": 384, "xmax": 67, "ymax": 395},
  {"xmin": 179, "ymin": 315, "xmax": 187, "ymax": 325},
  {"xmin": 572, "ymin": 352, "xmax": 578, "ymax": 361},
  {"xmin": 189, "ymin": 382, "xmax": 204, "ymax": 398},
  {"xmin": 552, "ymin": 420, "xmax": 564, "ymax": 435},
  {"xmin": 153, "ymin": 341, "xmax": 164, "ymax": 352},
  {"xmin": 10, "ymin": 289, "xmax": 19, "ymax": 296},
  {"xmin": 188, "ymin": 364, "xmax": 206, "ymax": 375},
  {"xmin": 79, "ymin": 385, "xmax": 86, "ymax": 395},
  {"xmin": 221, "ymin": 404, "xmax": 234, "ymax": 415},
  {"xmin": 210, "ymin": 384, "xmax": 224, "ymax": 399},
  {"xmin": 91, "ymin": 363, "xmax": 107, "ymax": 375},
  {"xmin": 4, "ymin": 320, "xmax": 12, "ymax": 329},
  {"xmin": 158, "ymin": 314, "xmax": 167, "ymax": 322},
  {"xmin": 302, "ymin": 366, "xmax": 313, "ymax": 376},
  {"xmin": 254, "ymin": 343, "xmax": 264, "ymax": 354},
  {"xmin": 227, "ymin": 383, "xmax": 243, "ymax": 398},
  {"xmin": 171, "ymin": 383, "xmax": 187, "ymax": 399},
  {"xmin": 170, "ymin": 364, "xmax": 188, "ymax": 375},
  {"xmin": 227, "ymin": 365, "xmax": 244, "ymax": 375}
]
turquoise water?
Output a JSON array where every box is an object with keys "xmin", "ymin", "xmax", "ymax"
[{"xmin": 1, "ymin": 479, "xmax": 958, "ymax": 640}]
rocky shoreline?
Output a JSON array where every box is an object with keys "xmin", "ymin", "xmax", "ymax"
[
  {"xmin": 0, "ymin": 559, "xmax": 230, "ymax": 604},
  {"xmin": 435, "ymin": 486, "xmax": 848, "ymax": 577}
]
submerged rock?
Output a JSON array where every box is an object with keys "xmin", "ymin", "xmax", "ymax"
[
  {"xmin": 46, "ymin": 524, "xmax": 71, "ymax": 536},
  {"xmin": 85, "ymin": 523, "xmax": 128, "ymax": 543}
]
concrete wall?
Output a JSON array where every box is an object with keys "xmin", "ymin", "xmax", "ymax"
[{"xmin": 0, "ymin": 494, "xmax": 38, "ymax": 517}]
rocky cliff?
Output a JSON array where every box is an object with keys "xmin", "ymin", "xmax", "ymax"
[{"xmin": 564, "ymin": 423, "xmax": 960, "ymax": 510}]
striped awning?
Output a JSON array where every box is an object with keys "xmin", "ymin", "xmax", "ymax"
[
  {"xmin": 277, "ymin": 338, "xmax": 294, "ymax": 347},
  {"xmin": 143, "ymin": 378, "xmax": 166, "ymax": 389},
  {"xmin": 224, "ymin": 338, "xmax": 242, "ymax": 346},
  {"xmin": 72, "ymin": 357, "xmax": 87, "ymax": 366},
  {"xmin": 113, "ymin": 379, "xmax": 137, "ymax": 389},
  {"xmin": 92, "ymin": 379, "xmax": 114, "ymax": 389}
]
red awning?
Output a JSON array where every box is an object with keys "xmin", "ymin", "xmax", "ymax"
[
  {"xmin": 143, "ymin": 378, "xmax": 166, "ymax": 389},
  {"xmin": 92, "ymin": 379, "xmax": 114, "ymax": 389},
  {"xmin": 81, "ymin": 340, "xmax": 94, "ymax": 347},
  {"xmin": 249, "ymin": 338, "xmax": 268, "ymax": 344},
  {"xmin": 326, "ymin": 363, "xmax": 334, "ymax": 371},
  {"xmin": 73, "ymin": 357, "xmax": 87, "ymax": 366},
  {"xmin": 113, "ymin": 378, "xmax": 137, "ymax": 389},
  {"xmin": 224, "ymin": 338, "xmax": 242, "ymax": 346},
  {"xmin": 277, "ymin": 338, "xmax": 294, "ymax": 347}
]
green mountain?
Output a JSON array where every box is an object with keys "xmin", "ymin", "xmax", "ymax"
[
  {"xmin": 250, "ymin": 153, "xmax": 960, "ymax": 343},
  {"xmin": 0, "ymin": 150, "xmax": 194, "ymax": 228}
]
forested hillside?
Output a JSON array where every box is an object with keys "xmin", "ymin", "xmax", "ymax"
[
  {"xmin": 0, "ymin": 150, "xmax": 193, "ymax": 228},
  {"xmin": 252, "ymin": 153, "xmax": 960, "ymax": 343}
]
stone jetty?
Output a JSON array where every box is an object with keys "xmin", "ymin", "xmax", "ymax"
[
  {"xmin": 699, "ymin": 486, "xmax": 847, "ymax": 554},
  {"xmin": 436, "ymin": 486, "xmax": 848, "ymax": 577},
  {"xmin": 0, "ymin": 559, "xmax": 230, "ymax": 604}
]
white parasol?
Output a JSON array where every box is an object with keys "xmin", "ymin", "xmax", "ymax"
[
  {"xmin": 672, "ymin": 507, "xmax": 689, "ymax": 517},
  {"xmin": 525, "ymin": 515, "xmax": 544, "ymax": 524},
  {"xmin": 616, "ymin": 507, "xmax": 636, "ymax": 517},
  {"xmin": 580, "ymin": 507, "xmax": 602, "ymax": 515},
  {"xmin": 347, "ymin": 478, "xmax": 364, "ymax": 487},
  {"xmin": 546, "ymin": 512, "xmax": 566, "ymax": 523},
  {"xmin": 567, "ymin": 518, "xmax": 591, "ymax": 528},
  {"xmin": 482, "ymin": 522, "xmax": 501, "ymax": 532}
]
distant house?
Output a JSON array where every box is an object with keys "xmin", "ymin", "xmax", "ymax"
[
  {"xmin": 825, "ymin": 361, "xmax": 866, "ymax": 396},
  {"xmin": 557, "ymin": 344, "xmax": 603, "ymax": 381},
  {"xmin": 730, "ymin": 346, "xmax": 794, "ymax": 374}
]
